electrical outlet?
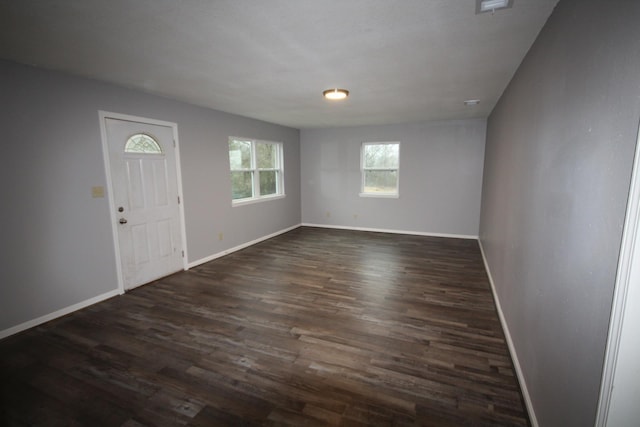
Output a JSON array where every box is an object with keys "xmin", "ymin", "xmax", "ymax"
[
  {"xmin": 218, "ymin": 232, "xmax": 223, "ymax": 241},
  {"xmin": 326, "ymin": 211, "xmax": 331, "ymax": 218},
  {"xmin": 353, "ymin": 214, "xmax": 358, "ymax": 219}
]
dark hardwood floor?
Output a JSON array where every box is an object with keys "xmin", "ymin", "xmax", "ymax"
[{"xmin": 0, "ymin": 227, "xmax": 529, "ymax": 426}]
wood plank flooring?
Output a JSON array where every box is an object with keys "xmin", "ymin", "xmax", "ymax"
[{"xmin": 0, "ymin": 227, "xmax": 529, "ymax": 426}]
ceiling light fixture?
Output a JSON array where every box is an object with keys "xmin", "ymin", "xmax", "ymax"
[
  {"xmin": 464, "ymin": 99, "xmax": 481, "ymax": 106},
  {"xmin": 476, "ymin": 0, "xmax": 512, "ymax": 14},
  {"xmin": 323, "ymin": 88, "xmax": 349, "ymax": 100}
]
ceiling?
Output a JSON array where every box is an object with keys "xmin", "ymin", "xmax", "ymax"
[{"xmin": 0, "ymin": 0, "xmax": 558, "ymax": 129}]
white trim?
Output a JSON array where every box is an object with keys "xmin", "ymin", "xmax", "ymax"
[
  {"xmin": 358, "ymin": 192, "xmax": 399, "ymax": 199},
  {"xmin": 595, "ymin": 122, "xmax": 640, "ymax": 427},
  {"xmin": 99, "ymin": 112, "xmax": 126, "ymax": 293},
  {"xmin": 301, "ymin": 223, "xmax": 477, "ymax": 240},
  {"xmin": 478, "ymin": 240, "xmax": 538, "ymax": 427},
  {"xmin": 188, "ymin": 223, "xmax": 476, "ymax": 269},
  {"xmin": 360, "ymin": 141, "xmax": 401, "ymax": 197},
  {"xmin": 232, "ymin": 194, "xmax": 286, "ymax": 207},
  {"xmin": 0, "ymin": 289, "xmax": 120, "ymax": 340},
  {"xmin": 98, "ymin": 111, "xmax": 189, "ymax": 294},
  {"xmin": 188, "ymin": 224, "xmax": 301, "ymax": 269},
  {"xmin": 229, "ymin": 137, "xmax": 285, "ymax": 203},
  {"xmin": 172, "ymin": 120, "xmax": 190, "ymax": 270}
]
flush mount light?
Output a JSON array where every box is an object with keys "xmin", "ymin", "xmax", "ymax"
[
  {"xmin": 323, "ymin": 88, "xmax": 349, "ymax": 100},
  {"xmin": 476, "ymin": 0, "xmax": 512, "ymax": 14},
  {"xmin": 464, "ymin": 99, "xmax": 481, "ymax": 106}
]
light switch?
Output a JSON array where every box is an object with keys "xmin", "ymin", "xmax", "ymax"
[{"xmin": 91, "ymin": 186, "xmax": 105, "ymax": 198}]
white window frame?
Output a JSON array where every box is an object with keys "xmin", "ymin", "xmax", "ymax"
[
  {"xmin": 360, "ymin": 141, "xmax": 400, "ymax": 198},
  {"xmin": 229, "ymin": 137, "xmax": 285, "ymax": 206}
]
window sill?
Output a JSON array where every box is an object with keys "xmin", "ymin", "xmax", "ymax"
[
  {"xmin": 359, "ymin": 192, "xmax": 399, "ymax": 199},
  {"xmin": 232, "ymin": 194, "xmax": 286, "ymax": 207}
]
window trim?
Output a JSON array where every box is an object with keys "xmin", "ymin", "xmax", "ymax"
[
  {"xmin": 359, "ymin": 141, "xmax": 400, "ymax": 198},
  {"xmin": 229, "ymin": 137, "xmax": 285, "ymax": 206}
]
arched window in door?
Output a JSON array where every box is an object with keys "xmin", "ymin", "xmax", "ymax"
[{"xmin": 124, "ymin": 133, "xmax": 163, "ymax": 154}]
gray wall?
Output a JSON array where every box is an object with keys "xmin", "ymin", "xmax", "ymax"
[
  {"xmin": 478, "ymin": 1, "xmax": 640, "ymax": 426},
  {"xmin": 301, "ymin": 120, "xmax": 486, "ymax": 237},
  {"xmin": 0, "ymin": 59, "xmax": 300, "ymax": 333}
]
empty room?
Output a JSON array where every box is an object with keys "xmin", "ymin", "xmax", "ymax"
[{"xmin": 1, "ymin": 0, "xmax": 639, "ymax": 426}]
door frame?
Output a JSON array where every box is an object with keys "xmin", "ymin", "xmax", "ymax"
[
  {"xmin": 99, "ymin": 110, "xmax": 189, "ymax": 294},
  {"xmin": 596, "ymin": 119, "xmax": 640, "ymax": 426}
]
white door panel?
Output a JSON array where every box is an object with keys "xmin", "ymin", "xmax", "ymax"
[{"xmin": 105, "ymin": 118, "xmax": 183, "ymax": 290}]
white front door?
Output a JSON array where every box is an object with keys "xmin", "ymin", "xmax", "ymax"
[{"xmin": 104, "ymin": 117, "xmax": 184, "ymax": 290}]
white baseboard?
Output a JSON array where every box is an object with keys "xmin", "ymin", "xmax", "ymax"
[
  {"xmin": 478, "ymin": 240, "xmax": 538, "ymax": 427},
  {"xmin": 301, "ymin": 223, "xmax": 477, "ymax": 240},
  {"xmin": 1, "ymin": 224, "xmax": 301, "ymax": 340},
  {"xmin": 0, "ymin": 289, "xmax": 122, "ymax": 340},
  {"xmin": 188, "ymin": 223, "xmax": 475, "ymax": 270},
  {"xmin": 188, "ymin": 223, "xmax": 302, "ymax": 269}
]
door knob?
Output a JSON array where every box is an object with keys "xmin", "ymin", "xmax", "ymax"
[{"xmin": 119, "ymin": 218, "xmax": 128, "ymax": 224}]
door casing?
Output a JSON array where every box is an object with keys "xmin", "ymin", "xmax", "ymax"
[
  {"xmin": 99, "ymin": 111, "xmax": 189, "ymax": 294},
  {"xmin": 596, "ymin": 120, "xmax": 640, "ymax": 426}
]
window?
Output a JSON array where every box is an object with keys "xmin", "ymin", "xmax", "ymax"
[
  {"xmin": 229, "ymin": 137, "xmax": 284, "ymax": 204},
  {"xmin": 124, "ymin": 133, "xmax": 163, "ymax": 154},
  {"xmin": 360, "ymin": 142, "xmax": 400, "ymax": 197}
]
